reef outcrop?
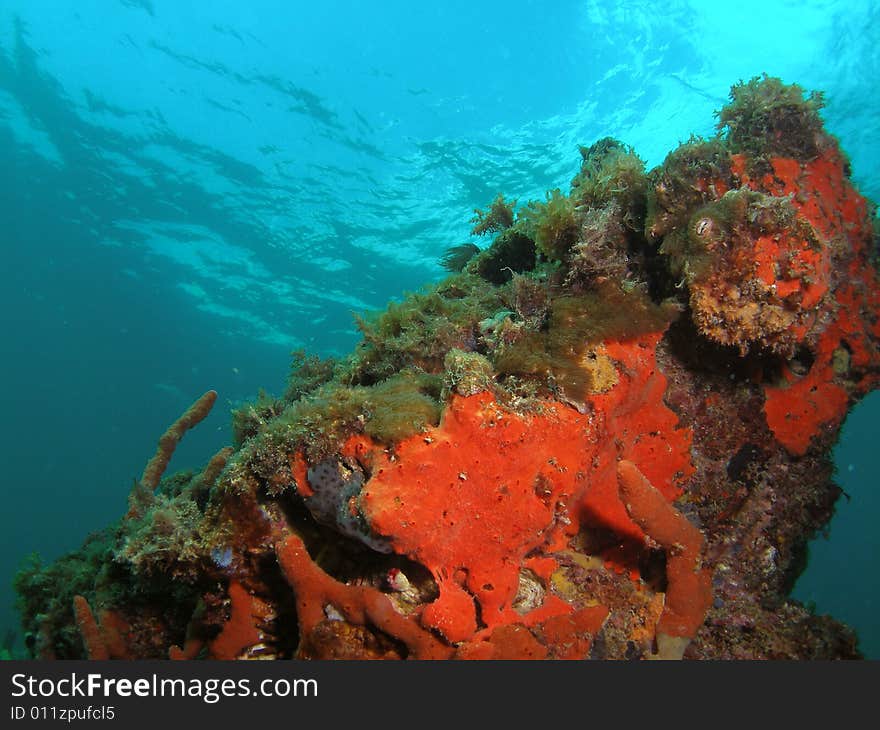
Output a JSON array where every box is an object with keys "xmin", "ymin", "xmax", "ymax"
[{"xmin": 16, "ymin": 75, "xmax": 878, "ymax": 660}]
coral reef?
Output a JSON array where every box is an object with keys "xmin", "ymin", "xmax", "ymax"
[{"xmin": 15, "ymin": 76, "xmax": 878, "ymax": 660}]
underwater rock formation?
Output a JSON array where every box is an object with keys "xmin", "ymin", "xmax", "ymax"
[{"xmin": 15, "ymin": 75, "xmax": 879, "ymax": 660}]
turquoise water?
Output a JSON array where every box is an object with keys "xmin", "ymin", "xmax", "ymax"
[{"xmin": 0, "ymin": 0, "xmax": 877, "ymax": 657}]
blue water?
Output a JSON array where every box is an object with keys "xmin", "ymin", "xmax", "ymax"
[{"xmin": 0, "ymin": 0, "xmax": 877, "ymax": 658}]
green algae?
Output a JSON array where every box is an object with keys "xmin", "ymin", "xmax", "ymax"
[
  {"xmin": 519, "ymin": 188, "xmax": 580, "ymax": 262},
  {"xmin": 470, "ymin": 193, "xmax": 517, "ymax": 236},
  {"xmin": 470, "ymin": 227, "xmax": 537, "ymax": 284},
  {"xmin": 345, "ymin": 273, "xmax": 505, "ymax": 385},
  {"xmin": 14, "ymin": 532, "xmax": 113, "ymax": 659},
  {"xmin": 442, "ymin": 348, "xmax": 495, "ymax": 397},
  {"xmin": 494, "ymin": 283, "xmax": 677, "ymax": 402},
  {"xmin": 717, "ymin": 74, "xmax": 830, "ymax": 162},
  {"xmin": 231, "ymin": 389, "xmax": 284, "ymax": 447},
  {"xmin": 284, "ymin": 350, "xmax": 337, "ymax": 403},
  {"xmin": 645, "ymin": 135, "xmax": 732, "ymax": 242},
  {"xmin": 572, "ymin": 137, "xmax": 648, "ymax": 229},
  {"xmin": 258, "ymin": 370, "xmax": 441, "ymax": 462}
]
